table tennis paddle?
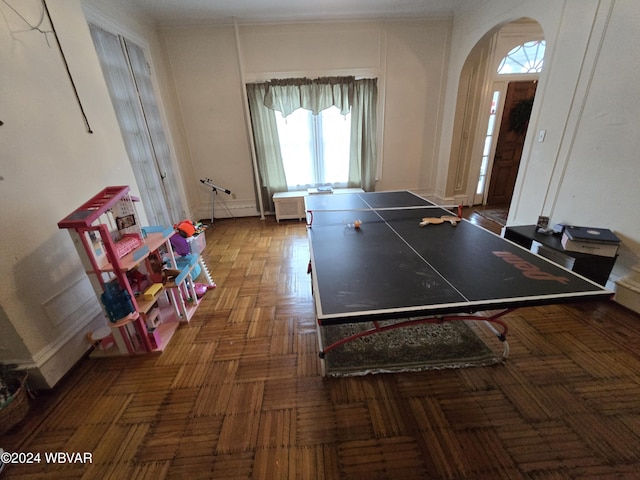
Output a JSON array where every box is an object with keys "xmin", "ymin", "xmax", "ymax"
[
  {"xmin": 441, "ymin": 215, "xmax": 461, "ymax": 226},
  {"xmin": 420, "ymin": 216, "xmax": 461, "ymax": 227},
  {"xmin": 420, "ymin": 217, "xmax": 444, "ymax": 226}
]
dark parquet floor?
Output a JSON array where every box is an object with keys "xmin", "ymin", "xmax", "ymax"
[{"xmin": 3, "ymin": 210, "xmax": 640, "ymax": 479}]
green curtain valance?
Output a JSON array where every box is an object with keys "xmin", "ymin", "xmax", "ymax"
[{"xmin": 264, "ymin": 76, "xmax": 355, "ymax": 117}]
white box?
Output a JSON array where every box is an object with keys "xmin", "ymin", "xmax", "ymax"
[{"xmin": 187, "ymin": 233, "xmax": 206, "ymax": 255}]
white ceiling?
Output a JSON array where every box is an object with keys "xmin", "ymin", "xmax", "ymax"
[{"xmin": 122, "ymin": 0, "xmax": 469, "ymax": 26}]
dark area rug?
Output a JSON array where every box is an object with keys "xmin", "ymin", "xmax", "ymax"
[
  {"xmin": 321, "ymin": 320, "xmax": 501, "ymax": 377},
  {"xmin": 475, "ymin": 208, "xmax": 509, "ymax": 226}
]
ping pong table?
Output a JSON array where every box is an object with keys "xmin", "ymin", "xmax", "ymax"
[{"xmin": 305, "ymin": 190, "xmax": 612, "ymax": 361}]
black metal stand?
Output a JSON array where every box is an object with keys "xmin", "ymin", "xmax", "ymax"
[{"xmin": 200, "ymin": 179, "xmax": 233, "ymax": 223}]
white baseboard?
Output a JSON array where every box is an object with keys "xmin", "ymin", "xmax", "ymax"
[
  {"xmin": 20, "ymin": 305, "xmax": 104, "ymax": 390},
  {"xmin": 5, "ymin": 275, "xmax": 107, "ymax": 389},
  {"xmin": 197, "ymin": 199, "xmax": 262, "ymax": 221},
  {"xmin": 415, "ymin": 191, "xmax": 469, "ymax": 208}
]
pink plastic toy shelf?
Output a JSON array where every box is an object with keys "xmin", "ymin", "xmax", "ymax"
[
  {"xmin": 58, "ymin": 185, "xmax": 216, "ymax": 357},
  {"xmin": 57, "ymin": 186, "xmax": 138, "ymax": 229}
]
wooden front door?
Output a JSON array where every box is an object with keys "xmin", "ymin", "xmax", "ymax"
[{"xmin": 486, "ymin": 81, "xmax": 537, "ymax": 206}]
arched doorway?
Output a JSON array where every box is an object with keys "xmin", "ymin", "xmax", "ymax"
[
  {"xmin": 451, "ymin": 18, "xmax": 545, "ymax": 210},
  {"xmin": 483, "ymin": 40, "xmax": 545, "ymax": 206}
]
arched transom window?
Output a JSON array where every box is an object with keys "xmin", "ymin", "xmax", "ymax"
[{"xmin": 497, "ymin": 40, "xmax": 545, "ymax": 74}]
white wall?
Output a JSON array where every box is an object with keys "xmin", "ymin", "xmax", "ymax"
[
  {"xmin": 439, "ymin": 0, "xmax": 640, "ymax": 286},
  {"xmin": 380, "ymin": 20, "xmax": 452, "ymax": 194},
  {"xmin": 550, "ymin": 0, "xmax": 640, "ymax": 267},
  {"xmin": 161, "ymin": 25, "xmax": 256, "ymax": 217},
  {"xmin": 159, "ymin": 18, "xmax": 452, "ymax": 218},
  {"xmin": 0, "ymin": 0, "xmax": 141, "ymax": 388}
]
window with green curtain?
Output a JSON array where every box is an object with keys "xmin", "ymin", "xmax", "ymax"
[
  {"xmin": 246, "ymin": 76, "xmax": 377, "ymax": 211},
  {"xmin": 275, "ymin": 106, "xmax": 351, "ymax": 189}
]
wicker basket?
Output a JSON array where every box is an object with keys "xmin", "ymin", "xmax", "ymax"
[{"xmin": 0, "ymin": 375, "xmax": 30, "ymax": 435}]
